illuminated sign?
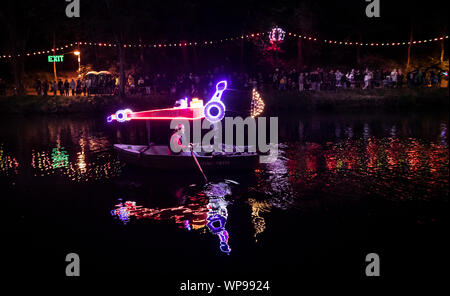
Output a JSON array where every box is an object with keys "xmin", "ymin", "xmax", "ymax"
[{"xmin": 48, "ymin": 55, "xmax": 64, "ymax": 62}]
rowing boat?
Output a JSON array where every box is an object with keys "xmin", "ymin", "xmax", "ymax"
[{"xmin": 114, "ymin": 144, "xmax": 259, "ymax": 171}]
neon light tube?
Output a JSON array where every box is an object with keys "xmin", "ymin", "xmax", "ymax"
[{"xmin": 107, "ymin": 81, "xmax": 228, "ymax": 123}]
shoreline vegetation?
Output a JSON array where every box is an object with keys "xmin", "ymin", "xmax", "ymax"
[{"xmin": 0, "ymin": 88, "xmax": 448, "ymax": 115}]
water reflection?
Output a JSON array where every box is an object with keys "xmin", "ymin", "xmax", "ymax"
[
  {"xmin": 255, "ymin": 118, "xmax": 449, "ymax": 204},
  {"xmin": 1, "ymin": 113, "xmax": 448, "ymax": 259},
  {"xmin": 111, "ymin": 182, "xmax": 233, "ymax": 254},
  {"xmin": 206, "ymin": 195, "xmax": 231, "ymax": 254},
  {"xmin": 441, "ymin": 123, "xmax": 448, "ymax": 147},
  {"xmin": 253, "ymin": 144, "xmax": 295, "ymax": 210},
  {"xmin": 0, "ymin": 145, "xmax": 19, "ymax": 176},
  {"xmin": 1, "ymin": 117, "xmax": 122, "ymax": 182},
  {"xmin": 248, "ymin": 198, "xmax": 271, "ymax": 241},
  {"xmin": 29, "ymin": 142, "xmax": 122, "ymax": 181}
]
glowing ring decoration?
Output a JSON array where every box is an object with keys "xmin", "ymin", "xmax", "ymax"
[
  {"xmin": 115, "ymin": 109, "xmax": 133, "ymax": 123},
  {"xmin": 204, "ymin": 101, "xmax": 225, "ymax": 123},
  {"xmin": 107, "ymin": 116, "xmax": 113, "ymax": 123},
  {"xmin": 115, "ymin": 110, "xmax": 127, "ymax": 122}
]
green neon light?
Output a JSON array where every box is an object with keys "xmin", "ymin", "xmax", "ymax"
[{"xmin": 48, "ymin": 55, "xmax": 64, "ymax": 62}]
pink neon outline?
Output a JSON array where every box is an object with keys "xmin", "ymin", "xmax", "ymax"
[
  {"xmin": 124, "ymin": 116, "xmax": 205, "ymax": 120},
  {"xmin": 108, "ymin": 81, "xmax": 227, "ymax": 123},
  {"xmin": 109, "ymin": 106, "xmax": 205, "ymax": 122},
  {"xmin": 132, "ymin": 106, "xmax": 203, "ymax": 112}
]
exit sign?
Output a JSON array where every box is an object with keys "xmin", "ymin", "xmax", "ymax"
[{"xmin": 48, "ymin": 55, "xmax": 64, "ymax": 62}]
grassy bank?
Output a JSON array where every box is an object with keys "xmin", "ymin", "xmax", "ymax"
[
  {"xmin": 267, "ymin": 87, "xmax": 449, "ymax": 112},
  {"xmin": 0, "ymin": 94, "xmax": 170, "ymax": 115},
  {"xmin": 0, "ymin": 87, "xmax": 448, "ymax": 115}
]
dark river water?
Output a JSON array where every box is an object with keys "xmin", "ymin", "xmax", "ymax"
[{"xmin": 1, "ymin": 110, "xmax": 448, "ymax": 284}]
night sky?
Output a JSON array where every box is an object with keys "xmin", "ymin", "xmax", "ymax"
[{"xmin": 0, "ymin": 0, "xmax": 448, "ymax": 76}]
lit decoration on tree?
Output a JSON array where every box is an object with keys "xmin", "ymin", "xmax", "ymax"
[
  {"xmin": 267, "ymin": 26, "xmax": 286, "ymax": 51},
  {"xmin": 251, "ymin": 88, "xmax": 265, "ymax": 118},
  {"xmin": 269, "ymin": 26, "xmax": 286, "ymax": 43}
]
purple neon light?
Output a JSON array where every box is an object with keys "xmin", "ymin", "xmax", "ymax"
[
  {"xmin": 204, "ymin": 80, "xmax": 227, "ymax": 123},
  {"xmin": 220, "ymin": 241, "xmax": 231, "ymax": 253},
  {"xmin": 204, "ymin": 101, "xmax": 225, "ymax": 123},
  {"xmin": 108, "ymin": 81, "xmax": 228, "ymax": 123}
]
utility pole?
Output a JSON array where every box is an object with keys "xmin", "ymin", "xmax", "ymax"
[
  {"xmin": 53, "ymin": 32, "xmax": 57, "ymax": 81},
  {"xmin": 406, "ymin": 24, "xmax": 413, "ymax": 71}
]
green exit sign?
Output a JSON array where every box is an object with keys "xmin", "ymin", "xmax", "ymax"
[{"xmin": 48, "ymin": 55, "xmax": 64, "ymax": 62}]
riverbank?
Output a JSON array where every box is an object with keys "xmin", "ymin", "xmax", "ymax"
[
  {"xmin": 269, "ymin": 87, "xmax": 449, "ymax": 112},
  {"xmin": 0, "ymin": 93, "xmax": 170, "ymax": 115},
  {"xmin": 0, "ymin": 87, "xmax": 448, "ymax": 115}
]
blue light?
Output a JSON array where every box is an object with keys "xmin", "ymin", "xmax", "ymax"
[
  {"xmin": 204, "ymin": 80, "xmax": 228, "ymax": 123},
  {"xmin": 219, "ymin": 241, "xmax": 231, "ymax": 254},
  {"xmin": 204, "ymin": 101, "xmax": 226, "ymax": 123},
  {"xmin": 216, "ymin": 80, "xmax": 227, "ymax": 92},
  {"xmin": 116, "ymin": 110, "xmax": 127, "ymax": 122},
  {"xmin": 113, "ymin": 109, "xmax": 132, "ymax": 123}
]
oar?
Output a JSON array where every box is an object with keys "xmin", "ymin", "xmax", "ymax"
[{"xmin": 190, "ymin": 146, "xmax": 208, "ymax": 183}]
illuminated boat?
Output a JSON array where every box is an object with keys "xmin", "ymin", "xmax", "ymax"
[{"xmin": 107, "ymin": 81, "xmax": 259, "ymax": 171}]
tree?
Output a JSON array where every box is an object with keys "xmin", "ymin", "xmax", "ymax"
[{"xmin": 0, "ymin": 1, "xmax": 31, "ymax": 95}]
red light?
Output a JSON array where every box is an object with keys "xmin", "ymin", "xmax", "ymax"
[{"xmin": 109, "ymin": 106, "xmax": 206, "ymax": 122}]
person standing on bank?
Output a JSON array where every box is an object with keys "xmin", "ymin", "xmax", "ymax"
[{"xmin": 70, "ymin": 79, "xmax": 76, "ymax": 96}]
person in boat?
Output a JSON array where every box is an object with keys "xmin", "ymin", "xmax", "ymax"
[{"xmin": 170, "ymin": 124, "xmax": 196, "ymax": 156}]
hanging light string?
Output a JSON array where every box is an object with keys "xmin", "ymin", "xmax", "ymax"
[
  {"xmin": 0, "ymin": 33, "xmax": 268, "ymax": 59},
  {"xmin": 0, "ymin": 31, "xmax": 448, "ymax": 60}
]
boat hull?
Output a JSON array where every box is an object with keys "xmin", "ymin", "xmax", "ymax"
[{"xmin": 114, "ymin": 144, "xmax": 259, "ymax": 171}]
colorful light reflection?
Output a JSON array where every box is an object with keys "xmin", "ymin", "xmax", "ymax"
[{"xmin": 110, "ymin": 182, "xmax": 233, "ymax": 254}]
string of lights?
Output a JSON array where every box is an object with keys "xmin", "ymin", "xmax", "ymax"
[{"xmin": 0, "ymin": 30, "xmax": 448, "ymax": 60}]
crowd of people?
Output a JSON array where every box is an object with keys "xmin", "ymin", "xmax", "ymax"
[
  {"xmin": 0, "ymin": 65, "xmax": 445, "ymax": 97},
  {"xmin": 270, "ymin": 67, "xmax": 445, "ymax": 91},
  {"xmin": 34, "ymin": 78, "xmax": 91, "ymax": 97},
  {"xmin": 123, "ymin": 66, "xmax": 446, "ymax": 98}
]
